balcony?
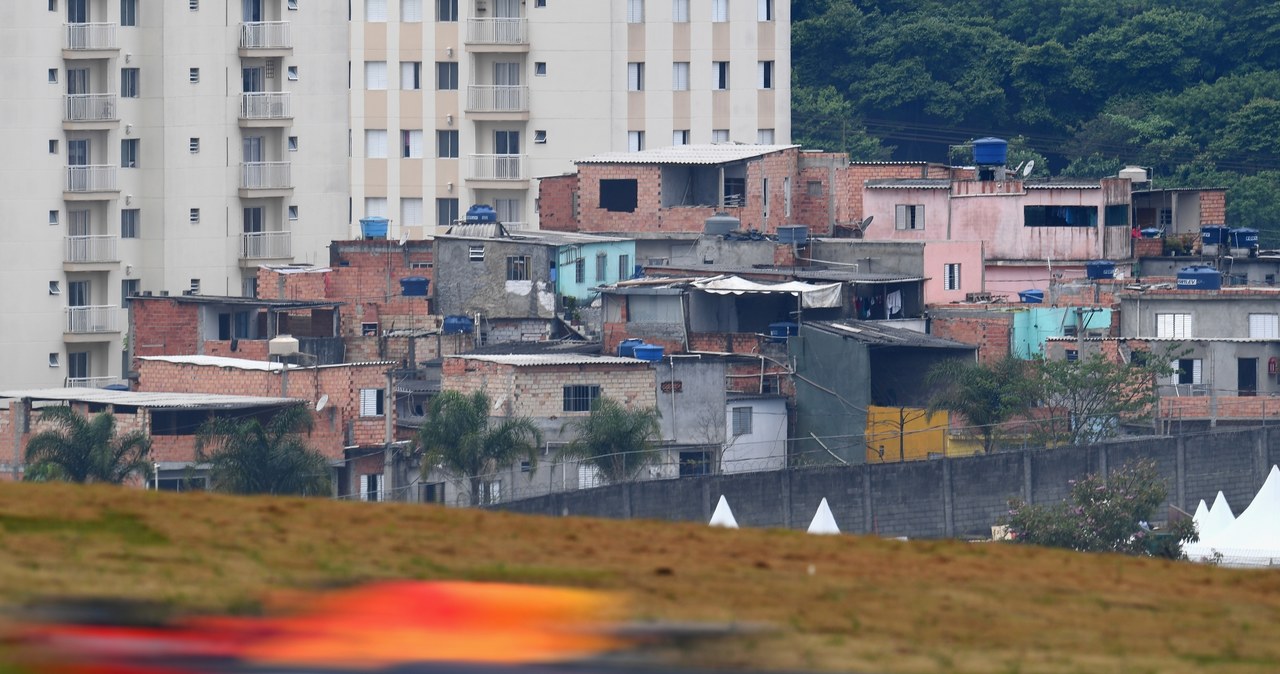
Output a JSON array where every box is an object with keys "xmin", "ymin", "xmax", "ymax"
[
  {"xmin": 466, "ymin": 85, "xmax": 529, "ymax": 116},
  {"xmin": 468, "ymin": 154, "xmax": 527, "ymax": 183},
  {"xmin": 64, "ymin": 165, "xmax": 118, "ymax": 198},
  {"xmin": 239, "ymin": 162, "xmax": 292, "ymax": 195},
  {"xmin": 241, "ymin": 230, "xmax": 292, "ymax": 262},
  {"xmin": 239, "ymin": 92, "xmax": 292, "ymax": 126},
  {"xmin": 64, "ymin": 23, "xmax": 117, "ymax": 53},
  {"xmin": 65, "ymin": 376, "xmax": 126, "ymax": 389},
  {"xmin": 465, "ymin": 18, "xmax": 528, "ymax": 48},
  {"xmin": 65, "ymin": 305, "xmax": 120, "ymax": 335},
  {"xmin": 64, "ymin": 235, "xmax": 120, "ymax": 267},
  {"xmin": 239, "ymin": 21, "xmax": 291, "ymax": 53},
  {"xmin": 64, "ymin": 94, "xmax": 118, "ymax": 128}
]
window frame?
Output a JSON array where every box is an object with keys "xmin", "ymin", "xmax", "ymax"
[
  {"xmin": 121, "ymin": 67, "xmax": 140, "ymax": 97},
  {"xmin": 436, "ymin": 62, "xmax": 459, "ymax": 90},
  {"xmin": 506, "ymin": 255, "xmax": 531, "ymax": 281},
  {"xmin": 895, "ymin": 204, "xmax": 924, "ymax": 230},
  {"xmin": 359, "ymin": 388, "xmax": 385, "ymax": 417},
  {"xmin": 436, "ymin": 129, "xmax": 459, "ymax": 158},
  {"xmin": 563, "ymin": 385, "xmax": 601, "ymax": 413},
  {"xmin": 943, "ymin": 263, "xmax": 961, "ymax": 291},
  {"xmin": 1155, "ymin": 313, "xmax": 1192, "ymax": 340},
  {"xmin": 731, "ymin": 406, "xmax": 752, "ymax": 436},
  {"xmin": 436, "ymin": 0, "xmax": 458, "ymax": 21}
]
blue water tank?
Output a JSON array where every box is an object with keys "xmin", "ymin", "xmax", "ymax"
[
  {"xmin": 1230, "ymin": 228, "xmax": 1259, "ymax": 249},
  {"xmin": 776, "ymin": 225, "xmax": 809, "ymax": 245},
  {"xmin": 1086, "ymin": 260, "xmax": 1116, "ymax": 280},
  {"xmin": 1177, "ymin": 265, "xmax": 1222, "ymax": 290},
  {"xmin": 1201, "ymin": 226, "xmax": 1230, "ymax": 245},
  {"xmin": 359, "ymin": 217, "xmax": 389, "ymax": 239},
  {"xmin": 617, "ymin": 338, "xmax": 645, "ymax": 358},
  {"xmin": 972, "ymin": 137, "xmax": 1008, "ymax": 166},
  {"xmin": 399, "ymin": 276, "xmax": 430, "ymax": 297},
  {"xmin": 632, "ymin": 344, "xmax": 665, "ymax": 362},
  {"xmin": 443, "ymin": 315, "xmax": 475, "ymax": 334},
  {"xmin": 768, "ymin": 321, "xmax": 798, "ymax": 343},
  {"xmin": 1018, "ymin": 289, "xmax": 1044, "ymax": 304},
  {"xmin": 464, "ymin": 204, "xmax": 498, "ymax": 224}
]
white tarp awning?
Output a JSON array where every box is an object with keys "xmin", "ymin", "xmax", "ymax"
[{"xmin": 691, "ymin": 275, "xmax": 843, "ymax": 309}]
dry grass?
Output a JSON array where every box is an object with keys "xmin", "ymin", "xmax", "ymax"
[{"xmin": 2, "ymin": 483, "xmax": 1280, "ymax": 674}]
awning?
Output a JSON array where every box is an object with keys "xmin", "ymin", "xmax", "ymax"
[{"xmin": 690, "ymin": 275, "xmax": 843, "ymax": 309}]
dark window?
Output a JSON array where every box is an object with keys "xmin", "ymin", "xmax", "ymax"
[
  {"xmin": 121, "ymin": 68, "xmax": 140, "ymax": 97},
  {"xmin": 151, "ymin": 410, "xmax": 209, "ymax": 436},
  {"xmin": 599, "ymin": 179, "xmax": 637, "ymax": 212},
  {"xmin": 421, "ymin": 482, "xmax": 446, "ymax": 502},
  {"xmin": 436, "ymin": 0, "xmax": 457, "ymax": 21},
  {"xmin": 574, "ymin": 257, "xmax": 585, "ymax": 283},
  {"xmin": 436, "ymin": 130, "xmax": 458, "ymax": 158},
  {"xmin": 1024, "ymin": 205, "xmax": 1098, "ymax": 227},
  {"xmin": 595, "ymin": 252, "xmax": 607, "ymax": 282},
  {"xmin": 679, "ymin": 450, "xmax": 711, "ymax": 476},
  {"xmin": 436, "ymin": 62, "xmax": 458, "ymax": 90},
  {"xmin": 121, "ymin": 208, "xmax": 140, "ymax": 238},
  {"xmin": 506, "ymin": 255, "xmax": 530, "ymax": 281},
  {"xmin": 731, "ymin": 406, "xmax": 752, "ymax": 436},
  {"xmin": 436, "ymin": 198, "xmax": 458, "ymax": 226},
  {"xmin": 121, "ymin": 0, "xmax": 137, "ymax": 25},
  {"xmin": 563, "ymin": 385, "xmax": 600, "ymax": 412},
  {"xmin": 121, "ymin": 279, "xmax": 140, "ymax": 306},
  {"xmin": 121, "ymin": 139, "xmax": 139, "ymax": 167},
  {"xmin": 1105, "ymin": 204, "xmax": 1129, "ymax": 226},
  {"xmin": 618, "ymin": 254, "xmax": 631, "ymax": 280}
]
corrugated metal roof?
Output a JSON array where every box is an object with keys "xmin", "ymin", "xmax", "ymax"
[
  {"xmin": 640, "ymin": 263, "xmax": 923, "ymax": 284},
  {"xmin": 456, "ymin": 354, "xmax": 650, "ymax": 367},
  {"xmin": 807, "ymin": 321, "xmax": 975, "ymax": 349},
  {"xmin": 1025, "ymin": 181, "xmax": 1101, "ymax": 190},
  {"xmin": 0, "ymin": 388, "xmax": 302, "ymax": 409},
  {"xmin": 129, "ymin": 295, "xmax": 340, "ymax": 308},
  {"xmin": 576, "ymin": 144, "xmax": 798, "ymax": 166},
  {"xmin": 864, "ymin": 179, "xmax": 950, "ymax": 189},
  {"xmin": 138, "ymin": 355, "xmax": 395, "ymax": 370},
  {"xmin": 1045, "ymin": 336, "xmax": 1280, "ymax": 343}
]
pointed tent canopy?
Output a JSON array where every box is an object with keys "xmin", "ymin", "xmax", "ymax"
[
  {"xmin": 1187, "ymin": 467, "xmax": 1280, "ymax": 564},
  {"xmin": 709, "ymin": 495, "xmax": 739, "ymax": 528},
  {"xmin": 807, "ymin": 498, "xmax": 840, "ymax": 535},
  {"xmin": 1202, "ymin": 491, "xmax": 1236, "ymax": 541}
]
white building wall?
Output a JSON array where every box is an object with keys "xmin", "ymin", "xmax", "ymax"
[{"xmin": 723, "ymin": 396, "xmax": 787, "ymax": 474}]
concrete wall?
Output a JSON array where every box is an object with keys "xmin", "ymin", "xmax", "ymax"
[
  {"xmin": 1119, "ymin": 290, "xmax": 1280, "ymax": 340},
  {"xmin": 723, "ymin": 396, "xmax": 788, "ymax": 473},
  {"xmin": 495, "ymin": 428, "xmax": 1280, "ymax": 539},
  {"xmin": 922, "ymin": 240, "xmax": 985, "ymax": 304},
  {"xmin": 434, "ymin": 238, "xmax": 557, "ymax": 320},
  {"xmin": 656, "ymin": 358, "xmax": 727, "ymax": 446}
]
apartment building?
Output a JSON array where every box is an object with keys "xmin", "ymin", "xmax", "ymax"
[
  {"xmin": 0, "ymin": 0, "xmax": 348, "ymax": 388},
  {"xmin": 349, "ymin": 0, "xmax": 790, "ymax": 237}
]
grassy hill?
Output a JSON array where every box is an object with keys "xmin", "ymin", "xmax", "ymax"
[{"xmin": 3, "ymin": 483, "xmax": 1280, "ymax": 673}]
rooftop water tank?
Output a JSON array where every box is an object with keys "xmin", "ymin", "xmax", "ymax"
[
  {"xmin": 972, "ymin": 137, "xmax": 1008, "ymax": 166},
  {"xmin": 769, "ymin": 321, "xmax": 798, "ymax": 343},
  {"xmin": 776, "ymin": 225, "xmax": 810, "ymax": 245},
  {"xmin": 1201, "ymin": 225, "xmax": 1230, "ymax": 246},
  {"xmin": 617, "ymin": 338, "xmax": 645, "ymax": 358},
  {"xmin": 1177, "ymin": 265, "xmax": 1222, "ymax": 291},
  {"xmin": 704, "ymin": 212, "xmax": 741, "ymax": 236},
  {"xmin": 399, "ymin": 276, "xmax": 430, "ymax": 297},
  {"xmin": 464, "ymin": 204, "xmax": 497, "ymax": 224},
  {"xmin": 359, "ymin": 217, "xmax": 389, "ymax": 239},
  {"xmin": 1230, "ymin": 228, "xmax": 1259, "ymax": 249},
  {"xmin": 1118, "ymin": 166, "xmax": 1150, "ymax": 184},
  {"xmin": 1018, "ymin": 289, "xmax": 1044, "ymax": 304},
  {"xmin": 1086, "ymin": 260, "xmax": 1116, "ymax": 280},
  {"xmin": 632, "ymin": 344, "xmax": 666, "ymax": 362},
  {"xmin": 442, "ymin": 315, "xmax": 475, "ymax": 334}
]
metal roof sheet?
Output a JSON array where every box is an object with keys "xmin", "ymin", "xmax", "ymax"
[
  {"xmin": 641, "ymin": 263, "xmax": 923, "ymax": 284},
  {"xmin": 806, "ymin": 321, "xmax": 976, "ymax": 349},
  {"xmin": 456, "ymin": 354, "xmax": 651, "ymax": 367},
  {"xmin": 129, "ymin": 295, "xmax": 340, "ymax": 308},
  {"xmin": 1025, "ymin": 181, "xmax": 1101, "ymax": 190},
  {"xmin": 864, "ymin": 179, "xmax": 950, "ymax": 189},
  {"xmin": 576, "ymin": 144, "xmax": 798, "ymax": 166},
  {"xmin": 138, "ymin": 355, "xmax": 395, "ymax": 370},
  {"xmin": 0, "ymin": 387, "xmax": 302, "ymax": 409}
]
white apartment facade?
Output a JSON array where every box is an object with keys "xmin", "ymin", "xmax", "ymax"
[
  {"xmin": 0, "ymin": 0, "xmax": 348, "ymax": 388},
  {"xmin": 349, "ymin": 0, "xmax": 790, "ymax": 237}
]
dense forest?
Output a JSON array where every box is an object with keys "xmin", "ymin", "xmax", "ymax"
[{"xmin": 791, "ymin": 0, "xmax": 1280, "ymax": 241}]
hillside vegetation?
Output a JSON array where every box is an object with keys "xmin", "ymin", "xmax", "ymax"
[
  {"xmin": 3, "ymin": 483, "xmax": 1280, "ymax": 673},
  {"xmin": 793, "ymin": 0, "xmax": 1280, "ymax": 241}
]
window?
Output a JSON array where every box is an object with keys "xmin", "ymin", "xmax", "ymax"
[
  {"xmin": 359, "ymin": 388, "xmax": 385, "ymax": 416},
  {"xmin": 757, "ymin": 128, "xmax": 775, "ymax": 144},
  {"xmin": 360, "ymin": 474, "xmax": 382, "ymax": 502},
  {"xmin": 121, "ymin": 68, "xmax": 139, "ymax": 97},
  {"xmin": 712, "ymin": 0, "xmax": 728, "ymax": 21},
  {"xmin": 534, "ymin": 0, "xmax": 545, "ymax": 6},
  {"xmin": 1024, "ymin": 205, "xmax": 1098, "ymax": 227},
  {"xmin": 672, "ymin": 0, "xmax": 688, "ymax": 22},
  {"xmin": 807, "ymin": 180, "xmax": 823, "ymax": 196},
  {"xmin": 49, "ymin": 281, "xmax": 61, "ymax": 295},
  {"xmin": 365, "ymin": 197, "xmax": 388, "ymax": 218},
  {"xmin": 784, "ymin": 176, "xmax": 791, "ymax": 216},
  {"xmin": 672, "ymin": 62, "xmax": 689, "ymax": 91},
  {"xmin": 121, "ymin": 0, "xmax": 137, "ymax": 25},
  {"xmin": 758, "ymin": 0, "xmax": 772, "ymax": 20},
  {"xmin": 468, "ymin": 244, "xmax": 485, "ymax": 261},
  {"xmin": 628, "ymin": 130, "xmax": 644, "ymax": 152},
  {"xmin": 943, "ymin": 263, "xmax": 961, "ymax": 291},
  {"xmin": 436, "ymin": 130, "xmax": 458, "ymax": 157},
  {"xmin": 627, "ymin": 0, "xmax": 643, "ymax": 23},
  {"xmin": 401, "ymin": 0, "xmax": 422, "ymax": 21},
  {"xmin": 563, "ymin": 385, "xmax": 601, "ymax": 412},
  {"xmin": 401, "ymin": 129, "xmax": 424, "ymax": 158},
  {"xmin": 533, "ymin": 129, "xmax": 547, "ymax": 144},
  {"xmin": 401, "ymin": 198, "xmax": 423, "ymax": 226},
  {"xmin": 437, "ymin": 198, "xmax": 459, "ymax": 226},
  {"xmin": 436, "ymin": 62, "xmax": 458, "ymax": 90},
  {"xmin": 762, "ymin": 177, "xmax": 769, "ymax": 213},
  {"xmin": 758, "ymin": 60, "xmax": 774, "ymax": 89},
  {"xmin": 1065, "ymin": 349, "xmax": 1079, "ymax": 362},
  {"xmin": 732, "ymin": 406, "xmax": 752, "ymax": 436},
  {"xmin": 365, "ymin": 129, "xmax": 387, "ymax": 158},
  {"xmin": 288, "ymin": 0, "xmax": 298, "ymax": 8},
  {"xmin": 189, "ymin": 208, "xmax": 200, "ymax": 223},
  {"xmin": 672, "ymin": 129, "xmax": 689, "ymax": 145},
  {"xmin": 287, "ymin": 66, "xmax": 298, "ymax": 81},
  {"xmin": 189, "ymin": 0, "xmax": 198, "ymax": 9},
  {"xmin": 895, "ymin": 204, "xmax": 924, "ymax": 230},
  {"xmin": 1105, "ymin": 204, "xmax": 1129, "ymax": 226},
  {"xmin": 288, "ymin": 205, "xmax": 299, "ymax": 220},
  {"xmin": 534, "ymin": 62, "xmax": 547, "ymax": 76},
  {"xmin": 619, "ymin": 254, "xmax": 631, "ymax": 280},
  {"xmin": 713, "ymin": 61, "xmax": 729, "ymax": 89},
  {"xmin": 574, "ymin": 257, "xmax": 585, "ymax": 283},
  {"xmin": 49, "ymin": 0, "xmax": 56, "ymax": 11},
  {"xmin": 1172, "ymin": 358, "xmax": 1203, "ymax": 385},
  {"xmin": 400, "ymin": 61, "xmax": 422, "ymax": 89},
  {"xmin": 121, "ymin": 139, "xmax": 139, "ymax": 167},
  {"xmin": 189, "ymin": 138, "xmax": 200, "ymax": 153},
  {"xmin": 421, "ymin": 482, "xmax": 446, "ymax": 503},
  {"xmin": 1158, "ymin": 208, "xmax": 1173, "ymax": 227},
  {"xmin": 362, "ymin": 322, "xmax": 379, "ymax": 336},
  {"xmin": 1249, "ymin": 314, "xmax": 1279, "ymax": 339},
  {"xmin": 48, "ymin": 69, "xmax": 58, "ymax": 84},
  {"xmin": 49, "ymin": 139, "xmax": 58, "ymax": 154},
  {"xmin": 288, "ymin": 136, "xmax": 298, "ymax": 151},
  {"xmin": 49, "ymin": 353, "xmax": 60, "ymax": 368},
  {"xmin": 1155, "ymin": 313, "xmax": 1192, "ymax": 339},
  {"xmin": 365, "ymin": 61, "xmax": 387, "ymax": 89},
  {"xmin": 189, "ymin": 67, "xmax": 199, "ymax": 83},
  {"xmin": 436, "ymin": 0, "xmax": 457, "ymax": 21},
  {"xmin": 595, "ymin": 252, "xmax": 607, "ymax": 282},
  {"xmin": 627, "ymin": 62, "xmax": 645, "ymax": 91},
  {"xmin": 48, "ymin": 210, "xmax": 59, "ymax": 225},
  {"xmin": 506, "ymin": 255, "xmax": 530, "ymax": 281},
  {"xmin": 366, "ymin": 0, "xmax": 387, "ymax": 21},
  {"xmin": 599, "ymin": 179, "xmax": 638, "ymax": 212},
  {"xmin": 712, "ymin": 129, "xmax": 729, "ymax": 142},
  {"xmin": 679, "ymin": 450, "xmax": 711, "ymax": 476},
  {"xmin": 189, "ymin": 278, "xmax": 201, "ymax": 294},
  {"xmin": 122, "ymin": 279, "xmax": 140, "ymax": 306}
]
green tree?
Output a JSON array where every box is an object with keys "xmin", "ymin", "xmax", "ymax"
[
  {"xmin": 558, "ymin": 396, "xmax": 662, "ymax": 484},
  {"xmin": 926, "ymin": 358, "xmax": 1037, "ymax": 453},
  {"xmin": 1004, "ymin": 459, "xmax": 1197, "ymax": 559},
  {"xmin": 417, "ymin": 391, "xmax": 543, "ymax": 506},
  {"xmin": 195, "ymin": 405, "xmax": 331, "ymax": 496},
  {"xmin": 24, "ymin": 407, "xmax": 151, "ymax": 484},
  {"xmin": 1034, "ymin": 351, "xmax": 1170, "ymax": 446}
]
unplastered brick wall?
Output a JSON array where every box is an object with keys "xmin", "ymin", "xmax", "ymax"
[
  {"xmin": 1200, "ymin": 190, "xmax": 1227, "ymax": 225},
  {"xmin": 441, "ymin": 358, "xmax": 657, "ymax": 418},
  {"xmin": 325, "ymin": 241, "xmax": 435, "ymax": 338},
  {"xmin": 928, "ymin": 311, "xmax": 1014, "ymax": 363},
  {"xmin": 0, "ymin": 402, "xmax": 156, "ymax": 469},
  {"xmin": 131, "ymin": 299, "xmax": 201, "ymax": 361},
  {"xmin": 838, "ymin": 162, "xmax": 952, "ymax": 224},
  {"xmin": 537, "ymin": 174, "xmax": 579, "ymax": 231},
  {"xmin": 256, "ymin": 267, "xmax": 328, "ymax": 301}
]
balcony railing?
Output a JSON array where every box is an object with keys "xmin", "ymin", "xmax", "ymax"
[
  {"xmin": 466, "ymin": 85, "xmax": 529, "ymax": 112},
  {"xmin": 64, "ymin": 93, "xmax": 118, "ymax": 122},
  {"xmin": 65, "ymin": 235, "xmax": 119, "ymax": 264},
  {"xmin": 65, "ymin": 305, "xmax": 119, "ymax": 334},
  {"xmin": 65, "ymin": 376, "xmax": 126, "ymax": 389},
  {"xmin": 240, "ymin": 162, "xmax": 292, "ymax": 189},
  {"xmin": 65, "ymin": 22, "xmax": 117, "ymax": 50},
  {"xmin": 466, "ymin": 18, "xmax": 528, "ymax": 44},
  {"xmin": 65, "ymin": 165, "xmax": 118, "ymax": 193},
  {"xmin": 239, "ymin": 92, "xmax": 292, "ymax": 120},
  {"xmin": 239, "ymin": 21, "xmax": 291, "ymax": 49},
  {"xmin": 241, "ymin": 230, "xmax": 292, "ymax": 260},
  {"xmin": 469, "ymin": 154, "xmax": 527, "ymax": 181}
]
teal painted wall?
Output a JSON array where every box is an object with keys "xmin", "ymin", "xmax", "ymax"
[
  {"xmin": 1012, "ymin": 307, "xmax": 1113, "ymax": 359},
  {"xmin": 556, "ymin": 240, "xmax": 638, "ymax": 302}
]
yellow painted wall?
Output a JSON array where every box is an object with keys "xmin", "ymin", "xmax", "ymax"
[{"xmin": 865, "ymin": 406, "xmax": 952, "ymax": 462}]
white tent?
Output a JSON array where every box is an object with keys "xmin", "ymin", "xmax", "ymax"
[
  {"xmin": 709, "ymin": 495, "xmax": 739, "ymax": 528},
  {"xmin": 807, "ymin": 498, "xmax": 840, "ymax": 535},
  {"xmin": 1186, "ymin": 467, "xmax": 1280, "ymax": 566}
]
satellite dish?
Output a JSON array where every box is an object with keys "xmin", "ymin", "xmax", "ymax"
[
  {"xmin": 398, "ymin": 231, "xmax": 408, "ymax": 246},
  {"xmin": 315, "ymin": 394, "xmax": 329, "ymax": 412},
  {"xmin": 1022, "ymin": 160, "xmax": 1035, "ymax": 178},
  {"xmin": 860, "ymin": 215, "xmax": 874, "ymax": 230}
]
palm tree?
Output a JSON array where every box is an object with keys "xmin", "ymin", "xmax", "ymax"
[
  {"xmin": 558, "ymin": 396, "xmax": 662, "ymax": 484},
  {"xmin": 417, "ymin": 391, "xmax": 543, "ymax": 506},
  {"xmin": 24, "ymin": 407, "xmax": 151, "ymax": 484},
  {"xmin": 926, "ymin": 357, "xmax": 1038, "ymax": 453},
  {"xmin": 195, "ymin": 404, "xmax": 331, "ymax": 496}
]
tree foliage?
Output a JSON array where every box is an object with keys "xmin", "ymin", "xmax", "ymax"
[
  {"xmin": 195, "ymin": 405, "xmax": 331, "ymax": 496},
  {"xmin": 417, "ymin": 391, "xmax": 543, "ymax": 506},
  {"xmin": 24, "ymin": 407, "xmax": 151, "ymax": 484},
  {"xmin": 1033, "ymin": 352, "xmax": 1169, "ymax": 446},
  {"xmin": 926, "ymin": 358, "xmax": 1036, "ymax": 453},
  {"xmin": 1004, "ymin": 459, "xmax": 1197, "ymax": 559},
  {"xmin": 558, "ymin": 396, "xmax": 662, "ymax": 484}
]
